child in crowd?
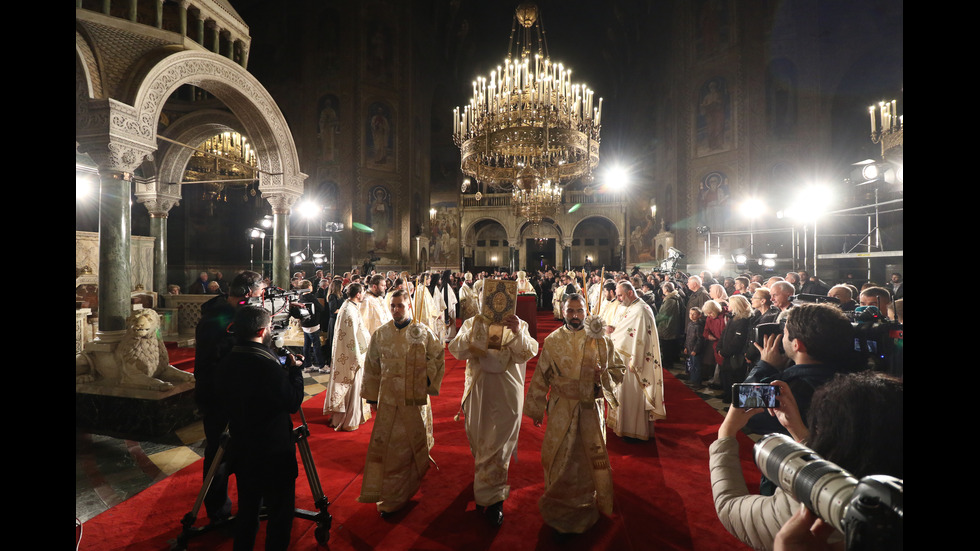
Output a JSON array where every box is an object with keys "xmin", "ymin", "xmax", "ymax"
[{"xmin": 684, "ymin": 307, "xmax": 706, "ymax": 388}]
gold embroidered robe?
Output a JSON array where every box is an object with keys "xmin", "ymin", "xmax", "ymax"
[
  {"xmin": 357, "ymin": 320, "xmax": 445, "ymax": 513},
  {"xmin": 524, "ymin": 325, "xmax": 625, "ymax": 534}
]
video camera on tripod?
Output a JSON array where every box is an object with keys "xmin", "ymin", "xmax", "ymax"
[
  {"xmin": 245, "ymin": 286, "xmax": 299, "ymax": 332},
  {"xmin": 754, "ymin": 433, "xmax": 903, "ymax": 551}
]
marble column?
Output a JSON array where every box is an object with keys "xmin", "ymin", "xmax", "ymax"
[
  {"xmin": 207, "ymin": 21, "xmax": 220, "ymax": 54},
  {"xmin": 97, "ymin": 170, "xmax": 132, "ymax": 333},
  {"xmin": 154, "ymin": 0, "xmax": 164, "ymax": 29},
  {"xmin": 194, "ymin": 12, "xmax": 204, "ymax": 46},
  {"xmin": 273, "ymin": 208, "xmax": 290, "ymax": 287},
  {"xmin": 239, "ymin": 41, "xmax": 250, "ymax": 70},
  {"xmin": 177, "ymin": 0, "xmax": 188, "ymax": 37},
  {"xmin": 149, "ymin": 213, "xmax": 167, "ymax": 294}
]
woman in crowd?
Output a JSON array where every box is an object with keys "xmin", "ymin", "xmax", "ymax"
[
  {"xmin": 710, "ymin": 371, "xmax": 903, "ymax": 550},
  {"xmin": 718, "ymin": 294, "xmax": 753, "ymax": 396},
  {"xmin": 702, "ymin": 299, "xmax": 727, "ymax": 391}
]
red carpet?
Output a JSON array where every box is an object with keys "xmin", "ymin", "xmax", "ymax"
[{"xmin": 81, "ymin": 312, "xmax": 758, "ymax": 550}]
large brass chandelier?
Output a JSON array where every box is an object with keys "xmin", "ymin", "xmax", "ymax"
[{"xmin": 453, "ymin": 3, "xmax": 603, "ymax": 222}]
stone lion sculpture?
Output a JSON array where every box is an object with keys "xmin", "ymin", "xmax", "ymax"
[{"xmin": 75, "ymin": 309, "xmax": 196, "ymax": 391}]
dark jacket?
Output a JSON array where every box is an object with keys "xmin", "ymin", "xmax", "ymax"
[
  {"xmin": 657, "ymin": 291, "xmax": 685, "ymax": 340},
  {"xmin": 719, "ymin": 315, "xmax": 752, "ymax": 361},
  {"xmin": 194, "ymin": 294, "xmax": 237, "ymax": 412},
  {"xmin": 216, "ymin": 342, "xmax": 304, "ymax": 474},
  {"xmin": 744, "ymin": 360, "xmax": 842, "ymax": 436},
  {"xmin": 685, "ymin": 318, "xmax": 705, "ymax": 355}
]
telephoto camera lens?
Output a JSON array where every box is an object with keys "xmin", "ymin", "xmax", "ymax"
[{"xmin": 754, "ymin": 433, "xmax": 857, "ymax": 535}]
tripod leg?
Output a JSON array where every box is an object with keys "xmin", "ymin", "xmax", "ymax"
[
  {"xmin": 176, "ymin": 431, "xmax": 231, "ymax": 549},
  {"xmin": 294, "ymin": 427, "xmax": 331, "ymax": 544}
]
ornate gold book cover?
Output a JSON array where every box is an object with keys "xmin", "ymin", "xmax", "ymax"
[{"xmin": 481, "ymin": 279, "xmax": 517, "ymax": 324}]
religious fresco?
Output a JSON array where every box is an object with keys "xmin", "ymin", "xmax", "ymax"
[
  {"xmin": 694, "ymin": 0, "xmax": 733, "ymax": 60},
  {"xmin": 364, "ymin": 101, "xmax": 395, "ymax": 171},
  {"xmin": 696, "ymin": 77, "xmax": 733, "ymax": 156},
  {"xmin": 367, "ymin": 184, "xmax": 393, "ymax": 253},
  {"xmin": 697, "ymin": 171, "xmax": 731, "ymax": 231},
  {"xmin": 316, "ymin": 94, "xmax": 340, "ymax": 163},
  {"xmin": 429, "ymin": 202, "xmax": 459, "ymax": 266},
  {"xmin": 317, "ymin": 6, "xmax": 341, "ymax": 73},
  {"xmin": 364, "ymin": 14, "xmax": 396, "ymax": 86},
  {"xmin": 629, "ymin": 211, "xmax": 659, "ymax": 264}
]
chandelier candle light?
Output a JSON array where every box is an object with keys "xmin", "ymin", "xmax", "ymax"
[{"xmin": 453, "ymin": 3, "xmax": 603, "ymax": 224}]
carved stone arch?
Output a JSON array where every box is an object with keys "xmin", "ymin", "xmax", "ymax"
[
  {"xmin": 128, "ymin": 50, "xmax": 305, "ymax": 209},
  {"xmin": 75, "ymin": 31, "xmax": 99, "ymax": 103}
]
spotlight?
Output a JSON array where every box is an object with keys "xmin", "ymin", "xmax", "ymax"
[
  {"xmin": 731, "ymin": 249, "xmax": 748, "ymax": 270},
  {"xmin": 861, "ymin": 163, "xmax": 880, "ymax": 181},
  {"xmin": 248, "ymin": 228, "xmax": 266, "ymax": 239},
  {"xmin": 759, "ymin": 253, "xmax": 777, "ymax": 271},
  {"xmin": 604, "ymin": 165, "xmax": 630, "ymax": 192},
  {"xmin": 297, "ymin": 200, "xmax": 320, "ymax": 219}
]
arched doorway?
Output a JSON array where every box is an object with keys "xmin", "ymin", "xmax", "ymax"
[
  {"xmin": 520, "ymin": 221, "xmax": 560, "ymax": 272},
  {"xmin": 468, "ymin": 219, "xmax": 509, "ymax": 271},
  {"xmin": 571, "ymin": 216, "xmax": 620, "ymax": 270}
]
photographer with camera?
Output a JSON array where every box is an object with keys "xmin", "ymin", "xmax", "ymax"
[
  {"xmin": 744, "ymin": 303, "xmax": 853, "ymax": 436},
  {"xmin": 216, "ymin": 305, "xmax": 305, "ymax": 551},
  {"xmin": 194, "ymin": 270, "xmax": 265, "ymax": 524},
  {"xmin": 710, "ymin": 371, "xmax": 902, "ymax": 551},
  {"xmin": 291, "ymin": 280, "xmax": 326, "ymax": 373}
]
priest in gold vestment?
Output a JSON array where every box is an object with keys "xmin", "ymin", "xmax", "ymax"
[
  {"xmin": 524, "ymin": 293, "xmax": 625, "ymax": 534},
  {"xmin": 458, "ymin": 273, "xmax": 480, "ymax": 321},
  {"xmin": 357, "ymin": 290, "xmax": 445, "ymax": 515}
]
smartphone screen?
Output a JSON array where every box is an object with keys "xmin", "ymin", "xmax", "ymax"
[{"xmin": 732, "ymin": 383, "xmax": 779, "ymax": 408}]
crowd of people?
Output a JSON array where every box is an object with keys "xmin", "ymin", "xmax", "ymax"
[{"xmin": 191, "ymin": 264, "xmax": 903, "ymax": 550}]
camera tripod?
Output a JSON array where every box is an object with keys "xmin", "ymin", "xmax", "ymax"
[{"xmin": 173, "ymin": 407, "xmax": 332, "ymax": 549}]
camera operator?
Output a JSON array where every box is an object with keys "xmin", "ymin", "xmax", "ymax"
[
  {"xmin": 194, "ymin": 270, "xmax": 265, "ymax": 523},
  {"xmin": 745, "ymin": 303, "xmax": 854, "ymax": 436},
  {"xmin": 291, "ymin": 279, "xmax": 326, "ymax": 373},
  {"xmin": 711, "ymin": 372, "xmax": 902, "ymax": 551},
  {"xmin": 216, "ymin": 305, "xmax": 305, "ymax": 551}
]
